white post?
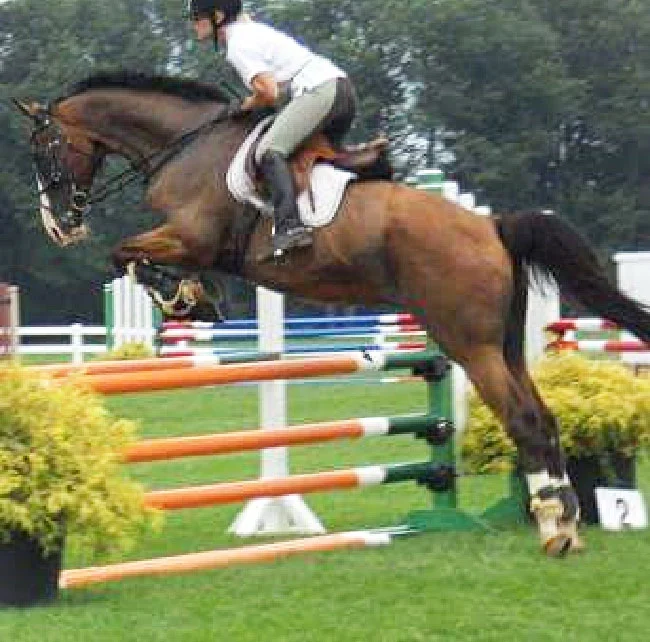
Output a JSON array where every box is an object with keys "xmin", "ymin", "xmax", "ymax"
[
  {"xmin": 0, "ymin": 285, "xmax": 19, "ymax": 359},
  {"xmin": 9, "ymin": 286, "xmax": 19, "ymax": 356},
  {"xmin": 123, "ymin": 277, "xmax": 133, "ymax": 344},
  {"xmin": 614, "ymin": 252, "xmax": 650, "ymax": 367},
  {"xmin": 259, "ymin": 287, "xmax": 287, "ymax": 478},
  {"xmin": 144, "ymin": 281, "xmax": 155, "ymax": 347},
  {"xmin": 525, "ymin": 284, "xmax": 560, "ymax": 364},
  {"xmin": 71, "ymin": 323, "xmax": 84, "ymax": 364},
  {"xmin": 229, "ymin": 287, "xmax": 325, "ymax": 536},
  {"xmin": 108, "ymin": 275, "xmax": 156, "ymax": 348},
  {"xmin": 113, "ymin": 276, "xmax": 124, "ymax": 348}
]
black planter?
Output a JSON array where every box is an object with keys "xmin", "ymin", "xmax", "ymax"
[
  {"xmin": 0, "ymin": 531, "xmax": 63, "ymax": 607},
  {"xmin": 566, "ymin": 453, "xmax": 636, "ymax": 525},
  {"xmin": 513, "ymin": 453, "xmax": 636, "ymax": 526}
]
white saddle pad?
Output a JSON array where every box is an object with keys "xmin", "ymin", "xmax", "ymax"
[{"xmin": 226, "ymin": 117, "xmax": 356, "ymax": 228}]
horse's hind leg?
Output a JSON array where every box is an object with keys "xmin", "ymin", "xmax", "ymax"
[
  {"xmin": 111, "ymin": 225, "xmax": 224, "ymax": 321},
  {"xmin": 458, "ymin": 344, "xmax": 578, "ymax": 556},
  {"xmin": 508, "ymin": 364, "xmax": 583, "ymax": 551}
]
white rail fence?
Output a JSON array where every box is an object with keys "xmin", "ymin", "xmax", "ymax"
[{"xmin": 17, "ymin": 325, "xmax": 112, "ymax": 364}]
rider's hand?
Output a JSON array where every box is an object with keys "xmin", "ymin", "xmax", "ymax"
[{"xmin": 226, "ymin": 99, "xmax": 246, "ymax": 119}]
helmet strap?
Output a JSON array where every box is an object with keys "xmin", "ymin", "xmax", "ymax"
[
  {"xmin": 210, "ymin": 9, "xmax": 225, "ymax": 50},
  {"xmin": 212, "ymin": 10, "xmax": 226, "ymax": 28}
]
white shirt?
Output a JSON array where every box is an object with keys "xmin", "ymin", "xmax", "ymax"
[{"xmin": 224, "ymin": 19, "xmax": 345, "ymax": 96}]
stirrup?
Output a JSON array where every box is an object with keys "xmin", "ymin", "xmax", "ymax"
[{"xmin": 272, "ymin": 226, "xmax": 312, "ymax": 256}]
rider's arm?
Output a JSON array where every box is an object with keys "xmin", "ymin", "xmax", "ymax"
[{"xmin": 241, "ymin": 72, "xmax": 281, "ymax": 111}]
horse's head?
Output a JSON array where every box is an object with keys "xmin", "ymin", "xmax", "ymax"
[
  {"xmin": 13, "ymin": 71, "xmax": 249, "ymax": 247},
  {"xmin": 12, "ymin": 98, "xmax": 104, "ymax": 246}
]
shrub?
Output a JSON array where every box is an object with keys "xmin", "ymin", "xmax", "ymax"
[
  {"xmin": 461, "ymin": 353, "xmax": 650, "ymax": 474},
  {"xmin": 99, "ymin": 341, "xmax": 154, "ymax": 361},
  {"xmin": 0, "ymin": 365, "xmax": 158, "ymax": 555}
]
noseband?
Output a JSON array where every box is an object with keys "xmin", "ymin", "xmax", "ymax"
[{"xmin": 29, "ymin": 112, "xmax": 92, "ymax": 224}]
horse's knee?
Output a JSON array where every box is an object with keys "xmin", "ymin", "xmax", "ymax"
[{"xmin": 111, "ymin": 242, "xmax": 143, "ymax": 273}]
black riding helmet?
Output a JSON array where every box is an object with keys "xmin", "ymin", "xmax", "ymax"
[{"xmin": 188, "ymin": 0, "xmax": 242, "ymax": 25}]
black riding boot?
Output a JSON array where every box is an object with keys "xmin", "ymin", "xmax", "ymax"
[{"xmin": 259, "ymin": 151, "xmax": 312, "ymax": 256}]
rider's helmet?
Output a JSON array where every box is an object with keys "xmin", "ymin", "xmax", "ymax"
[{"xmin": 188, "ymin": 0, "xmax": 242, "ymax": 26}]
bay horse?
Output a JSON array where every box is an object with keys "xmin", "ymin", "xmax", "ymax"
[{"xmin": 13, "ymin": 71, "xmax": 650, "ymax": 556}]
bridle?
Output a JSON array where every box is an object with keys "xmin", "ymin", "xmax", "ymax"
[
  {"xmin": 30, "ymin": 102, "xmax": 238, "ymax": 221},
  {"xmin": 29, "ymin": 113, "xmax": 94, "ymax": 225}
]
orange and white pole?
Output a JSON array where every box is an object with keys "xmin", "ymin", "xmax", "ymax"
[
  {"xmin": 59, "ymin": 531, "xmax": 391, "ymax": 589},
  {"xmin": 51, "ymin": 351, "xmax": 435, "ymax": 395},
  {"xmin": 143, "ymin": 462, "xmax": 434, "ymax": 510},
  {"xmin": 125, "ymin": 414, "xmax": 436, "ymax": 463},
  {"xmin": 26, "ymin": 352, "xmax": 279, "ymax": 378}
]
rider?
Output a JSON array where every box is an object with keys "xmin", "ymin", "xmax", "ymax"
[{"xmin": 188, "ymin": 0, "xmax": 357, "ymax": 256}]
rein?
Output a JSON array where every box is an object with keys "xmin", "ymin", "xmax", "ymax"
[
  {"xmin": 36, "ymin": 102, "xmax": 236, "ymax": 209},
  {"xmin": 86, "ymin": 106, "xmax": 235, "ymax": 205}
]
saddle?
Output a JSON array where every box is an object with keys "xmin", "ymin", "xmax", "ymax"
[
  {"xmin": 227, "ymin": 117, "xmax": 393, "ymax": 231},
  {"xmin": 247, "ymin": 131, "xmax": 393, "ymax": 196}
]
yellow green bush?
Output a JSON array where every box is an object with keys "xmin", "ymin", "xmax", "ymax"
[
  {"xmin": 0, "ymin": 365, "xmax": 158, "ymax": 554},
  {"xmin": 461, "ymin": 353, "xmax": 650, "ymax": 474},
  {"xmin": 98, "ymin": 341, "xmax": 154, "ymax": 361}
]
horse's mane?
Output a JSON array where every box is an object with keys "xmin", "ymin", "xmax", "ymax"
[{"xmin": 61, "ymin": 70, "xmax": 236, "ymax": 104}]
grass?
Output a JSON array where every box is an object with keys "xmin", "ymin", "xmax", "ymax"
[{"xmin": 1, "ymin": 376, "xmax": 650, "ymax": 641}]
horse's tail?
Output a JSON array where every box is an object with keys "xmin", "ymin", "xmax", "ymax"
[{"xmin": 494, "ymin": 212, "xmax": 650, "ymax": 347}]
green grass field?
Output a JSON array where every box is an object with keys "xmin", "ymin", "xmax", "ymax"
[{"xmin": 1, "ymin": 376, "xmax": 649, "ymax": 641}]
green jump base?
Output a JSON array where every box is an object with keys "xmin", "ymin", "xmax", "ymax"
[
  {"xmin": 406, "ymin": 508, "xmax": 489, "ymax": 533},
  {"xmin": 406, "ymin": 494, "xmax": 526, "ymax": 533},
  {"xmin": 480, "ymin": 496, "xmax": 528, "ymax": 528}
]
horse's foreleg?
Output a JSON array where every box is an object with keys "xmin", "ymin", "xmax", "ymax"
[
  {"xmin": 111, "ymin": 224, "xmax": 199, "ymax": 268},
  {"xmin": 112, "ymin": 225, "xmax": 224, "ymax": 321}
]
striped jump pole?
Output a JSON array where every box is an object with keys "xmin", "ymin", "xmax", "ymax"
[
  {"xmin": 125, "ymin": 414, "xmax": 441, "ymax": 463},
  {"xmin": 161, "ymin": 313, "xmax": 419, "ymax": 331},
  {"xmin": 143, "ymin": 461, "xmax": 438, "ymax": 510},
  {"xmin": 545, "ymin": 317, "xmax": 650, "ymax": 371},
  {"xmin": 26, "ymin": 351, "xmax": 280, "ymax": 379},
  {"xmin": 546, "ymin": 318, "xmax": 620, "ymax": 334},
  {"xmin": 159, "ymin": 325, "xmax": 425, "ymax": 343},
  {"xmin": 548, "ymin": 339, "xmax": 650, "ymax": 353},
  {"xmin": 58, "ymin": 350, "xmax": 438, "ymax": 395},
  {"xmin": 59, "ymin": 530, "xmax": 392, "ymax": 589},
  {"xmin": 158, "ymin": 342, "xmax": 428, "ymax": 358}
]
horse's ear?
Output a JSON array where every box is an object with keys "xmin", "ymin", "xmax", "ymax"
[{"xmin": 11, "ymin": 98, "xmax": 47, "ymax": 122}]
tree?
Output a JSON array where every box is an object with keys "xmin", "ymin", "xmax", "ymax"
[
  {"xmin": 1, "ymin": 0, "xmax": 647, "ymax": 322},
  {"xmin": 398, "ymin": 0, "xmax": 648, "ymax": 251},
  {"xmin": 0, "ymin": 0, "xmax": 182, "ymax": 321},
  {"xmin": 530, "ymin": 0, "xmax": 650, "ymax": 250}
]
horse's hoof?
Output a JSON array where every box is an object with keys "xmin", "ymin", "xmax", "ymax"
[
  {"xmin": 557, "ymin": 520, "xmax": 585, "ymax": 553},
  {"xmin": 531, "ymin": 496, "xmax": 566, "ymax": 557},
  {"xmin": 188, "ymin": 300, "xmax": 226, "ymax": 322},
  {"xmin": 543, "ymin": 534, "xmax": 572, "ymax": 558}
]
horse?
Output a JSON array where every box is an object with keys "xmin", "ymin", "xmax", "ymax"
[{"xmin": 13, "ymin": 70, "xmax": 650, "ymax": 557}]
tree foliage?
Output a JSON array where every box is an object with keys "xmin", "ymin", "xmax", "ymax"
[{"xmin": 0, "ymin": 0, "xmax": 647, "ymax": 322}]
